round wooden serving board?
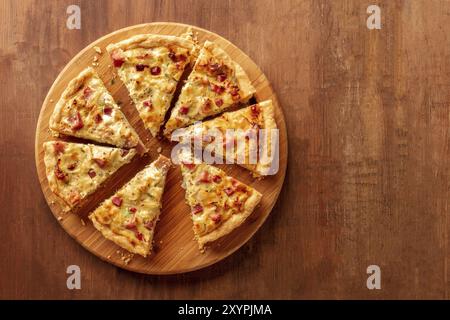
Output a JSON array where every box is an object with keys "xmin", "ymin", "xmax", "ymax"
[{"xmin": 35, "ymin": 22, "xmax": 288, "ymax": 274}]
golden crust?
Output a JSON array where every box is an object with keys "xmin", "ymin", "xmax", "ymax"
[
  {"xmin": 106, "ymin": 34, "xmax": 195, "ymax": 54},
  {"xmin": 203, "ymin": 41, "xmax": 255, "ymax": 101},
  {"xmin": 255, "ymin": 100, "xmax": 277, "ymax": 176},
  {"xmin": 196, "ymin": 189, "xmax": 262, "ymax": 249}
]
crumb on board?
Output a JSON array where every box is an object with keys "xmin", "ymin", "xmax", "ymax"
[
  {"xmin": 80, "ymin": 219, "xmax": 86, "ymax": 226},
  {"xmin": 49, "ymin": 99, "xmax": 54, "ymax": 103},
  {"xmin": 107, "ymin": 64, "xmax": 111, "ymax": 68},
  {"xmin": 93, "ymin": 46, "xmax": 102, "ymax": 54},
  {"xmin": 159, "ymin": 240, "xmax": 163, "ymax": 244},
  {"xmin": 57, "ymin": 216, "xmax": 63, "ymax": 221},
  {"xmin": 93, "ymin": 55, "xmax": 98, "ymax": 62},
  {"xmin": 107, "ymin": 255, "xmax": 111, "ymax": 259},
  {"xmin": 92, "ymin": 62, "xmax": 99, "ymax": 67},
  {"xmin": 157, "ymin": 147, "xmax": 162, "ymax": 153}
]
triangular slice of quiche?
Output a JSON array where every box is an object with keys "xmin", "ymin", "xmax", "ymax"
[
  {"xmin": 180, "ymin": 160, "xmax": 262, "ymax": 249},
  {"xmin": 89, "ymin": 155, "xmax": 171, "ymax": 257},
  {"xmin": 164, "ymin": 40, "xmax": 256, "ymax": 136},
  {"xmin": 49, "ymin": 67, "xmax": 140, "ymax": 148},
  {"xmin": 172, "ymin": 100, "xmax": 278, "ymax": 177},
  {"xmin": 43, "ymin": 141, "xmax": 136, "ymax": 211},
  {"xmin": 106, "ymin": 34, "xmax": 197, "ymax": 136}
]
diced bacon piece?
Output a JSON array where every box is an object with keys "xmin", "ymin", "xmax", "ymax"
[
  {"xmin": 112, "ymin": 196, "xmax": 122, "ymax": 207},
  {"xmin": 192, "ymin": 204, "xmax": 203, "ymax": 214}
]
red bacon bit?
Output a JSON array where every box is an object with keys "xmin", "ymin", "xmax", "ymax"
[
  {"xmin": 112, "ymin": 196, "xmax": 122, "ymax": 207},
  {"xmin": 208, "ymin": 63, "xmax": 220, "ymax": 73},
  {"xmin": 125, "ymin": 221, "xmax": 136, "ymax": 229},
  {"xmin": 135, "ymin": 232, "xmax": 143, "ymax": 241},
  {"xmin": 182, "ymin": 161, "xmax": 196, "ymax": 170},
  {"xmin": 179, "ymin": 105, "xmax": 189, "ymax": 115},
  {"xmin": 111, "ymin": 50, "xmax": 125, "ymax": 67},
  {"xmin": 53, "ymin": 142, "xmax": 65, "ymax": 154},
  {"xmin": 233, "ymin": 198, "xmax": 244, "ymax": 211},
  {"xmin": 211, "ymin": 213, "xmax": 222, "ymax": 224},
  {"xmin": 202, "ymin": 100, "xmax": 212, "ymax": 113},
  {"xmin": 217, "ymin": 73, "xmax": 227, "ymax": 82},
  {"xmin": 224, "ymin": 187, "xmax": 235, "ymax": 196},
  {"xmin": 67, "ymin": 163, "xmax": 77, "ymax": 170},
  {"xmin": 144, "ymin": 219, "xmax": 154, "ymax": 230},
  {"xmin": 120, "ymin": 149, "xmax": 129, "ymax": 157},
  {"xmin": 251, "ymin": 105, "xmax": 260, "ymax": 117},
  {"xmin": 212, "ymin": 175, "xmax": 222, "ymax": 183},
  {"xmin": 135, "ymin": 64, "xmax": 148, "ymax": 71},
  {"xmin": 129, "ymin": 207, "xmax": 137, "ymax": 213},
  {"xmin": 192, "ymin": 204, "xmax": 203, "ymax": 215},
  {"xmin": 169, "ymin": 51, "xmax": 187, "ymax": 63},
  {"xmin": 88, "ymin": 169, "xmax": 96, "ymax": 178},
  {"xmin": 143, "ymin": 100, "xmax": 152, "ymax": 108},
  {"xmin": 94, "ymin": 158, "xmax": 107, "ymax": 168},
  {"xmin": 211, "ymin": 84, "xmax": 225, "ymax": 94},
  {"xmin": 215, "ymin": 98, "xmax": 223, "ymax": 107},
  {"xmin": 150, "ymin": 66, "xmax": 161, "ymax": 75},
  {"xmin": 55, "ymin": 160, "xmax": 66, "ymax": 181},
  {"xmin": 230, "ymin": 87, "xmax": 240, "ymax": 101},
  {"xmin": 94, "ymin": 113, "xmax": 102, "ymax": 124},
  {"xmin": 71, "ymin": 112, "xmax": 84, "ymax": 131},
  {"xmin": 83, "ymin": 86, "xmax": 93, "ymax": 99},
  {"xmin": 103, "ymin": 107, "xmax": 113, "ymax": 115},
  {"xmin": 198, "ymin": 171, "xmax": 211, "ymax": 183}
]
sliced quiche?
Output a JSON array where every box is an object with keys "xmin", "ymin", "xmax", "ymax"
[
  {"xmin": 106, "ymin": 34, "xmax": 196, "ymax": 136},
  {"xmin": 180, "ymin": 160, "xmax": 262, "ymax": 249},
  {"xmin": 172, "ymin": 100, "xmax": 278, "ymax": 177},
  {"xmin": 164, "ymin": 40, "xmax": 256, "ymax": 136},
  {"xmin": 43, "ymin": 141, "xmax": 136, "ymax": 211},
  {"xmin": 89, "ymin": 155, "xmax": 171, "ymax": 257},
  {"xmin": 49, "ymin": 67, "xmax": 140, "ymax": 148}
]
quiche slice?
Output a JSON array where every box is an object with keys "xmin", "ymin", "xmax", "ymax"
[
  {"xmin": 43, "ymin": 141, "xmax": 136, "ymax": 211},
  {"xmin": 49, "ymin": 67, "xmax": 140, "ymax": 148},
  {"xmin": 172, "ymin": 100, "xmax": 278, "ymax": 177},
  {"xmin": 89, "ymin": 155, "xmax": 171, "ymax": 257},
  {"xmin": 106, "ymin": 34, "xmax": 196, "ymax": 136},
  {"xmin": 164, "ymin": 41, "xmax": 256, "ymax": 136},
  {"xmin": 180, "ymin": 161, "xmax": 262, "ymax": 249}
]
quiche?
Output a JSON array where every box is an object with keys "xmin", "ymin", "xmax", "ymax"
[
  {"xmin": 172, "ymin": 100, "xmax": 278, "ymax": 177},
  {"xmin": 164, "ymin": 40, "xmax": 256, "ymax": 136},
  {"xmin": 89, "ymin": 155, "xmax": 171, "ymax": 257},
  {"xmin": 43, "ymin": 141, "xmax": 136, "ymax": 211},
  {"xmin": 180, "ymin": 160, "xmax": 262, "ymax": 249},
  {"xmin": 106, "ymin": 34, "xmax": 196, "ymax": 136},
  {"xmin": 49, "ymin": 67, "xmax": 140, "ymax": 148}
]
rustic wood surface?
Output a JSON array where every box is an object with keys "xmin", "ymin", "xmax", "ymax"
[
  {"xmin": 34, "ymin": 22, "xmax": 287, "ymax": 275},
  {"xmin": 1, "ymin": 0, "xmax": 449, "ymax": 299}
]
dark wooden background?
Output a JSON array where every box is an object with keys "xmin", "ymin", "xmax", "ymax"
[{"xmin": 1, "ymin": 0, "xmax": 449, "ymax": 299}]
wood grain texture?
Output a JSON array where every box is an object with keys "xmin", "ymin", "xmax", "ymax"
[
  {"xmin": 34, "ymin": 22, "xmax": 287, "ymax": 275},
  {"xmin": 1, "ymin": 0, "xmax": 450, "ymax": 299}
]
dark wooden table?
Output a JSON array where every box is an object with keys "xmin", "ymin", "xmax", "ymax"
[{"xmin": 1, "ymin": 0, "xmax": 449, "ymax": 299}]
